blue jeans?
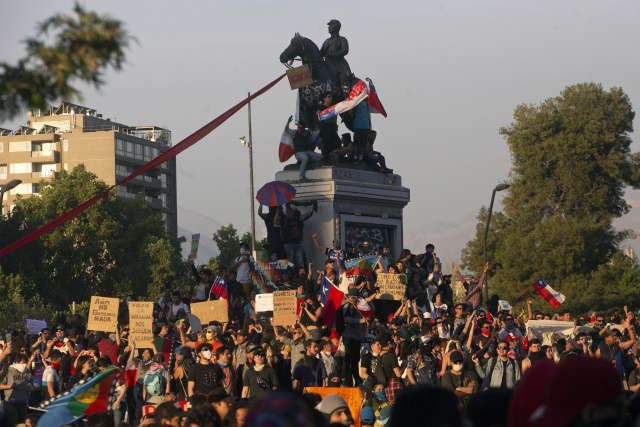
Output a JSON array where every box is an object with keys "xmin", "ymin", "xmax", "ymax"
[
  {"xmin": 295, "ymin": 151, "xmax": 323, "ymax": 178},
  {"xmin": 284, "ymin": 243, "xmax": 305, "ymax": 269},
  {"xmin": 113, "ymin": 399, "xmax": 127, "ymax": 424}
]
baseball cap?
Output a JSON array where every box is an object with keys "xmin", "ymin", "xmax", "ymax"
[
  {"xmin": 504, "ymin": 333, "xmax": 519, "ymax": 342},
  {"xmin": 236, "ymin": 329, "xmax": 247, "ymax": 336},
  {"xmin": 601, "ymin": 329, "xmax": 616, "ymax": 338},
  {"xmin": 377, "ymin": 404, "xmax": 393, "ymax": 426},
  {"xmin": 325, "ymin": 258, "xmax": 335, "ymax": 265},
  {"xmin": 154, "ymin": 402, "xmax": 184, "ymax": 422},
  {"xmin": 529, "ymin": 356, "xmax": 622, "ymax": 427},
  {"xmin": 361, "ymin": 406, "xmax": 375, "ymax": 424},
  {"xmin": 246, "ymin": 344, "xmax": 258, "ymax": 353}
]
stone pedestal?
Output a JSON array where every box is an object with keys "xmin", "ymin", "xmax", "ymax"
[{"xmin": 275, "ymin": 164, "xmax": 410, "ymax": 272}]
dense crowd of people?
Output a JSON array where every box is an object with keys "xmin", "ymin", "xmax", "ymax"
[{"xmin": 2, "ymin": 227, "xmax": 640, "ymax": 427}]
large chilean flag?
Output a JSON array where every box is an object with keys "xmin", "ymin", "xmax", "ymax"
[{"xmin": 532, "ymin": 278, "xmax": 565, "ymax": 308}]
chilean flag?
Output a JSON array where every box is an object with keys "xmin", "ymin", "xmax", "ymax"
[
  {"xmin": 279, "ymin": 131, "xmax": 295, "ymax": 162},
  {"xmin": 532, "ymin": 278, "xmax": 565, "ymax": 308},
  {"xmin": 366, "ymin": 78, "xmax": 387, "ymax": 117},
  {"xmin": 318, "ymin": 80, "xmax": 369, "ymax": 121},
  {"xmin": 320, "ymin": 275, "xmax": 344, "ymax": 330},
  {"xmin": 357, "ymin": 297, "xmax": 374, "ymax": 318},
  {"xmin": 210, "ymin": 277, "xmax": 228, "ymax": 302}
]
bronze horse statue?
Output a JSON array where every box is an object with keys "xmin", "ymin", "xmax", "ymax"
[{"xmin": 280, "ymin": 33, "xmax": 357, "ymax": 131}]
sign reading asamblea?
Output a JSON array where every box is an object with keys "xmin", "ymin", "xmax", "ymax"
[
  {"xmin": 375, "ymin": 273, "xmax": 406, "ymax": 300},
  {"xmin": 272, "ymin": 290, "xmax": 297, "ymax": 326},
  {"xmin": 128, "ymin": 301, "xmax": 154, "ymax": 345},
  {"xmin": 87, "ymin": 296, "xmax": 120, "ymax": 332}
]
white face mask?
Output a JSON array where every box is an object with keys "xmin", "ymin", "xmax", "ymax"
[
  {"xmin": 201, "ymin": 350, "xmax": 212, "ymax": 360},
  {"xmin": 240, "ymin": 248, "xmax": 250, "ymax": 255},
  {"xmin": 452, "ymin": 364, "xmax": 463, "ymax": 372}
]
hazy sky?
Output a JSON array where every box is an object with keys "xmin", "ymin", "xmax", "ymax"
[{"xmin": 3, "ymin": 1, "xmax": 640, "ymax": 255}]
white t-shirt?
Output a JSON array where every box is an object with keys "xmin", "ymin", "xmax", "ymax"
[
  {"xmin": 171, "ymin": 302, "xmax": 190, "ymax": 316},
  {"xmin": 235, "ymin": 254, "xmax": 255, "ymax": 284}
]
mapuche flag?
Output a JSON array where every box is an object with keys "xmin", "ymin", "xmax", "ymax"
[
  {"xmin": 345, "ymin": 256, "xmax": 380, "ymax": 277},
  {"xmin": 533, "ymin": 278, "xmax": 566, "ymax": 308},
  {"xmin": 38, "ymin": 365, "xmax": 121, "ymax": 426}
]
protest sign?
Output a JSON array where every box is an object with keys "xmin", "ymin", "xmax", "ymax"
[
  {"xmin": 188, "ymin": 233, "xmax": 200, "ymax": 262},
  {"xmin": 498, "ymin": 300, "xmax": 512, "ymax": 311},
  {"xmin": 525, "ymin": 320, "xmax": 576, "ymax": 346},
  {"xmin": 272, "ymin": 290, "xmax": 297, "ymax": 326},
  {"xmin": 24, "ymin": 319, "xmax": 47, "ymax": 335},
  {"xmin": 128, "ymin": 302, "xmax": 154, "ymax": 344},
  {"xmin": 375, "ymin": 273, "xmax": 406, "ymax": 300},
  {"xmin": 286, "ymin": 64, "xmax": 313, "ymax": 90},
  {"xmin": 87, "ymin": 296, "xmax": 120, "ymax": 332},
  {"xmin": 191, "ymin": 300, "xmax": 228, "ymax": 324},
  {"xmin": 255, "ymin": 293, "xmax": 274, "ymax": 313},
  {"xmin": 305, "ymin": 387, "xmax": 361, "ymax": 427},
  {"xmin": 143, "ymin": 401, "xmax": 188, "ymax": 416}
]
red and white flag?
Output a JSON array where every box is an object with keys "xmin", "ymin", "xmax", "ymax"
[
  {"xmin": 532, "ymin": 279, "xmax": 565, "ymax": 308},
  {"xmin": 357, "ymin": 297, "xmax": 373, "ymax": 317},
  {"xmin": 318, "ymin": 80, "xmax": 369, "ymax": 121},
  {"xmin": 366, "ymin": 78, "xmax": 387, "ymax": 117}
]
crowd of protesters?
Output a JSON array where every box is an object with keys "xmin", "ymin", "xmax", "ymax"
[{"xmin": 2, "ymin": 232, "xmax": 640, "ymax": 427}]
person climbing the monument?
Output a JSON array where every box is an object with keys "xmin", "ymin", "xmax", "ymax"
[
  {"xmin": 284, "ymin": 115, "xmax": 321, "ymax": 183},
  {"xmin": 317, "ymin": 92, "xmax": 342, "ymax": 163}
]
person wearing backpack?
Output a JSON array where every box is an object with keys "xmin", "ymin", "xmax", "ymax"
[
  {"xmin": 375, "ymin": 333, "xmax": 404, "ymax": 403},
  {"xmin": 143, "ymin": 353, "xmax": 171, "ymax": 405},
  {"xmin": 341, "ymin": 288, "xmax": 367, "ymax": 387},
  {"xmin": 292, "ymin": 339, "xmax": 327, "ymax": 391},
  {"xmin": 473, "ymin": 340, "xmax": 521, "ymax": 390}
]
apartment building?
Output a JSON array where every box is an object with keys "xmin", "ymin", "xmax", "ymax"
[{"xmin": 0, "ymin": 102, "xmax": 177, "ymax": 237}]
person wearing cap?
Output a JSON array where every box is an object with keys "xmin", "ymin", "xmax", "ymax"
[
  {"xmin": 498, "ymin": 314, "xmax": 523, "ymax": 341},
  {"xmin": 174, "ymin": 346, "xmax": 195, "ymax": 401},
  {"xmin": 276, "ymin": 325, "xmax": 308, "ymax": 375},
  {"xmin": 207, "ymin": 386, "xmax": 238, "ymax": 420},
  {"xmin": 154, "ymin": 401, "xmax": 184, "ymax": 427},
  {"xmin": 360, "ymin": 405, "xmax": 375, "ymax": 427},
  {"xmin": 316, "ymin": 394, "xmax": 354, "ymax": 426},
  {"xmin": 317, "ymin": 258, "xmax": 338, "ymax": 289},
  {"xmin": 441, "ymin": 350, "xmax": 478, "ymax": 404},
  {"xmin": 292, "ymin": 338, "xmax": 327, "ymax": 391},
  {"xmin": 474, "ymin": 339, "xmax": 521, "ymax": 390},
  {"xmin": 241, "ymin": 347, "xmax": 278, "ymax": 400},
  {"xmin": 188, "ymin": 342, "xmax": 223, "ymax": 397},
  {"xmin": 406, "ymin": 336, "xmax": 437, "ymax": 386},
  {"xmin": 179, "ymin": 324, "xmax": 224, "ymax": 362},
  {"xmin": 284, "ymin": 115, "xmax": 322, "ymax": 183},
  {"xmin": 310, "ymin": 230, "xmax": 345, "ymax": 277},
  {"xmin": 595, "ymin": 318, "xmax": 637, "ymax": 362}
]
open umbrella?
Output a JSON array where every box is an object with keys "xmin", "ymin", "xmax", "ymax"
[{"xmin": 256, "ymin": 181, "xmax": 296, "ymax": 206}]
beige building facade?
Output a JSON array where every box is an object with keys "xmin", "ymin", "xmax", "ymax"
[{"xmin": 0, "ymin": 102, "xmax": 177, "ymax": 237}]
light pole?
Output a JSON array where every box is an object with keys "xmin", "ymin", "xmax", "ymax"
[
  {"xmin": 241, "ymin": 91, "xmax": 256, "ymax": 255},
  {"xmin": 0, "ymin": 179, "xmax": 22, "ymax": 216},
  {"xmin": 483, "ymin": 183, "xmax": 510, "ymax": 307}
]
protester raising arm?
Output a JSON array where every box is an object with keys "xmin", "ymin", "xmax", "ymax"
[
  {"xmin": 620, "ymin": 320, "xmax": 638, "ymax": 351},
  {"xmin": 526, "ymin": 298, "xmax": 534, "ymax": 323}
]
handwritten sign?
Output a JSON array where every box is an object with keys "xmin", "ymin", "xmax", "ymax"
[
  {"xmin": 128, "ymin": 302, "xmax": 154, "ymax": 344},
  {"xmin": 24, "ymin": 319, "xmax": 47, "ymax": 335},
  {"xmin": 188, "ymin": 233, "xmax": 200, "ymax": 262},
  {"xmin": 286, "ymin": 64, "xmax": 313, "ymax": 90},
  {"xmin": 272, "ymin": 290, "xmax": 297, "ymax": 326},
  {"xmin": 255, "ymin": 294, "xmax": 274, "ymax": 313},
  {"xmin": 305, "ymin": 387, "xmax": 361, "ymax": 427},
  {"xmin": 376, "ymin": 273, "xmax": 406, "ymax": 300},
  {"xmin": 191, "ymin": 300, "xmax": 228, "ymax": 324},
  {"xmin": 87, "ymin": 296, "xmax": 119, "ymax": 332}
]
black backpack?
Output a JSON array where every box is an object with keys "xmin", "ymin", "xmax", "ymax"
[{"xmin": 335, "ymin": 305, "xmax": 346, "ymax": 336}]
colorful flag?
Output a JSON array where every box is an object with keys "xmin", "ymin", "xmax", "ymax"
[
  {"xmin": 344, "ymin": 256, "xmax": 380, "ymax": 277},
  {"xmin": 154, "ymin": 337, "xmax": 178, "ymax": 372},
  {"xmin": 320, "ymin": 275, "xmax": 344, "ymax": 330},
  {"xmin": 318, "ymin": 80, "xmax": 369, "ymax": 121},
  {"xmin": 250, "ymin": 263, "xmax": 274, "ymax": 294},
  {"xmin": 532, "ymin": 278, "xmax": 565, "ymax": 308},
  {"xmin": 38, "ymin": 365, "xmax": 121, "ymax": 427},
  {"xmin": 367, "ymin": 78, "xmax": 387, "ymax": 117},
  {"xmin": 210, "ymin": 277, "xmax": 228, "ymax": 300}
]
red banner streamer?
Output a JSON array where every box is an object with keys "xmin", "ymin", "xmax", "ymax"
[{"xmin": 0, "ymin": 73, "xmax": 287, "ymax": 258}]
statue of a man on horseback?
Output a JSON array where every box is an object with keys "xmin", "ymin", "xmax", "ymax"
[{"xmin": 320, "ymin": 20, "xmax": 353, "ymax": 94}]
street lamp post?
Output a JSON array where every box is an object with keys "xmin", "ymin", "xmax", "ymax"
[
  {"xmin": 246, "ymin": 92, "xmax": 256, "ymax": 255},
  {"xmin": 483, "ymin": 183, "xmax": 510, "ymax": 308},
  {"xmin": 0, "ymin": 179, "xmax": 23, "ymax": 216}
]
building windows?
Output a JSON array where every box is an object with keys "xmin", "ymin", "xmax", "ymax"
[
  {"xmin": 9, "ymin": 141, "xmax": 31, "ymax": 152},
  {"xmin": 9, "ymin": 183, "xmax": 33, "ymax": 195},
  {"xmin": 0, "ymin": 165, "xmax": 6, "ymax": 180},
  {"xmin": 63, "ymin": 140, "xmax": 68, "ymax": 151},
  {"xmin": 0, "ymin": 143, "xmax": 3, "ymax": 152},
  {"xmin": 9, "ymin": 163, "xmax": 32, "ymax": 174}
]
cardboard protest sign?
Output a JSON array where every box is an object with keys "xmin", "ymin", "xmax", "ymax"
[
  {"xmin": 191, "ymin": 300, "xmax": 228, "ymax": 324},
  {"xmin": 188, "ymin": 233, "xmax": 200, "ymax": 262},
  {"xmin": 255, "ymin": 293, "xmax": 274, "ymax": 313},
  {"xmin": 24, "ymin": 319, "xmax": 47, "ymax": 335},
  {"xmin": 128, "ymin": 302, "xmax": 154, "ymax": 345},
  {"xmin": 305, "ymin": 387, "xmax": 361, "ymax": 427},
  {"xmin": 498, "ymin": 300, "xmax": 512, "ymax": 311},
  {"xmin": 375, "ymin": 273, "xmax": 407, "ymax": 300},
  {"xmin": 286, "ymin": 64, "xmax": 313, "ymax": 90},
  {"xmin": 87, "ymin": 296, "xmax": 120, "ymax": 332},
  {"xmin": 272, "ymin": 290, "xmax": 297, "ymax": 326}
]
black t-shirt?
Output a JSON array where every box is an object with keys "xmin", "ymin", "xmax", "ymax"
[
  {"xmin": 244, "ymin": 367, "xmax": 279, "ymax": 400},
  {"xmin": 264, "ymin": 212, "xmax": 283, "ymax": 244},
  {"xmin": 378, "ymin": 351, "xmax": 399, "ymax": 380},
  {"xmin": 361, "ymin": 352, "xmax": 379, "ymax": 379},
  {"xmin": 282, "ymin": 215, "xmax": 307, "ymax": 244},
  {"xmin": 188, "ymin": 362, "xmax": 223, "ymax": 395}
]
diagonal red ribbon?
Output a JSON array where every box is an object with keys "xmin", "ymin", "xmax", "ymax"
[{"xmin": 0, "ymin": 73, "xmax": 287, "ymax": 258}]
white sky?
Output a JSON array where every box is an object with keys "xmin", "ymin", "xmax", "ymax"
[{"xmin": 3, "ymin": 1, "xmax": 640, "ymax": 252}]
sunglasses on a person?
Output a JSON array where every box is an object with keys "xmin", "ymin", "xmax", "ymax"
[{"xmin": 497, "ymin": 346, "xmax": 508, "ymax": 350}]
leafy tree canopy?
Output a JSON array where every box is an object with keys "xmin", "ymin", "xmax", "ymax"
[
  {"xmin": 462, "ymin": 83, "xmax": 640, "ymax": 315},
  {"xmin": 212, "ymin": 224, "xmax": 267, "ymax": 272}
]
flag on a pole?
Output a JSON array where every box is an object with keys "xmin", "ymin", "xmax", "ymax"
[
  {"xmin": 320, "ymin": 275, "xmax": 344, "ymax": 330},
  {"xmin": 532, "ymin": 279, "xmax": 565, "ymax": 308},
  {"xmin": 345, "ymin": 256, "xmax": 380, "ymax": 277},
  {"xmin": 38, "ymin": 366, "xmax": 121, "ymax": 427},
  {"xmin": 318, "ymin": 80, "xmax": 369, "ymax": 121},
  {"xmin": 210, "ymin": 277, "xmax": 228, "ymax": 301},
  {"xmin": 366, "ymin": 78, "xmax": 387, "ymax": 117},
  {"xmin": 357, "ymin": 297, "xmax": 374, "ymax": 317}
]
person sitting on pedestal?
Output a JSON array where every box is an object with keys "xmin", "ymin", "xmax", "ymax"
[
  {"xmin": 284, "ymin": 115, "xmax": 321, "ymax": 183},
  {"xmin": 337, "ymin": 132, "xmax": 353, "ymax": 163},
  {"xmin": 362, "ymin": 131, "xmax": 392, "ymax": 173}
]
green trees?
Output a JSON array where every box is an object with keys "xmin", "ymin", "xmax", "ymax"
[
  {"xmin": 461, "ymin": 83, "xmax": 640, "ymax": 314},
  {"xmin": 212, "ymin": 224, "xmax": 267, "ymax": 271},
  {"xmin": 0, "ymin": 3, "xmax": 133, "ymax": 120},
  {"xmin": 0, "ymin": 165, "xmax": 189, "ymax": 310}
]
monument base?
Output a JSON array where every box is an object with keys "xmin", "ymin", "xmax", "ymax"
[{"xmin": 275, "ymin": 164, "xmax": 410, "ymax": 271}]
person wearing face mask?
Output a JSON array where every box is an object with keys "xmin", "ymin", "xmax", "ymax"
[
  {"xmin": 188, "ymin": 343, "xmax": 223, "ymax": 397},
  {"xmin": 0, "ymin": 353, "xmax": 33, "ymax": 426},
  {"xmin": 440, "ymin": 350, "xmax": 477, "ymax": 404},
  {"xmin": 215, "ymin": 346, "xmax": 235, "ymax": 395},
  {"xmin": 521, "ymin": 338, "xmax": 544, "ymax": 375},
  {"xmin": 231, "ymin": 243, "xmax": 255, "ymax": 299},
  {"xmin": 319, "ymin": 337, "xmax": 338, "ymax": 377},
  {"xmin": 180, "ymin": 324, "xmax": 223, "ymax": 362},
  {"xmin": 241, "ymin": 349, "xmax": 279, "ymax": 400},
  {"xmin": 143, "ymin": 353, "xmax": 172, "ymax": 406},
  {"xmin": 129, "ymin": 339, "xmax": 155, "ymax": 422}
]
